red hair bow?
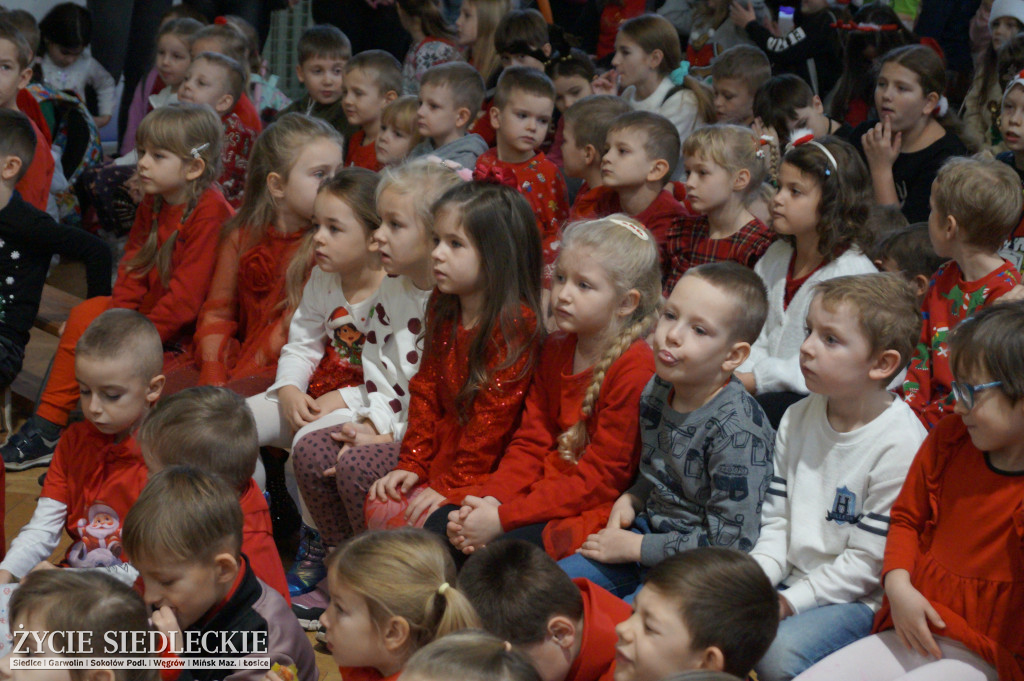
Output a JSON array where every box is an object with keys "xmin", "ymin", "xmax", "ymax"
[
  {"xmin": 830, "ymin": 20, "xmax": 900, "ymax": 32},
  {"xmin": 214, "ymin": 15, "xmax": 229, "ymax": 24},
  {"xmin": 472, "ymin": 165, "xmax": 519, "ymax": 189}
]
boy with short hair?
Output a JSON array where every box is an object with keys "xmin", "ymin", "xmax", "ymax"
[
  {"xmin": 176, "ymin": 51, "xmax": 257, "ymax": 207},
  {"xmin": 277, "ymin": 24, "xmax": 355, "ymax": 139},
  {"xmin": 903, "ymin": 156, "xmax": 1023, "ymax": 428},
  {"xmin": 871, "ymin": 223, "xmax": 946, "ymax": 305},
  {"xmin": 342, "ymin": 50, "xmax": 402, "ymax": 171},
  {"xmin": 136, "ymin": 386, "xmax": 288, "ymax": 603},
  {"xmin": 410, "ymin": 61, "xmax": 488, "ymax": 167},
  {"xmin": 753, "ymin": 73, "xmax": 852, "ymax": 145},
  {"xmin": 560, "ymin": 263, "xmax": 775, "ymax": 599},
  {"xmin": 616, "ymin": 548, "xmax": 779, "ymax": 681},
  {"xmin": 750, "ymin": 272, "xmax": 927, "ymax": 681},
  {"xmin": 476, "ymin": 66, "xmax": 569, "ymax": 271},
  {"xmin": 123, "ymin": 466, "xmax": 317, "ymax": 681},
  {"xmin": 561, "ymin": 94, "xmax": 632, "ymax": 209},
  {"xmin": 0, "ymin": 19, "xmax": 53, "ymax": 212},
  {"xmin": 572, "ymin": 110, "xmax": 686, "ymax": 279},
  {"xmin": 189, "ymin": 23, "xmax": 262, "ymax": 134},
  {"xmin": 0, "ymin": 310, "xmax": 163, "ymax": 580},
  {"xmin": 460, "ymin": 540, "xmax": 631, "ymax": 681},
  {"xmin": 710, "ymin": 45, "xmax": 771, "ymax": 126}
]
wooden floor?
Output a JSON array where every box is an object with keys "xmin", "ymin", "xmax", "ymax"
[{"xmin": 2, "ymin": 258, "xmax": 342, "ymax": 681}]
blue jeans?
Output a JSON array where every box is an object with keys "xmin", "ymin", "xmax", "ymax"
[
  {"xmin": 557, "ymin": 518, "xmax": 651, "ymax": 601},
  {"xmin": 755, "ymin": 599, "xmax": 874, "ymax": 681}
]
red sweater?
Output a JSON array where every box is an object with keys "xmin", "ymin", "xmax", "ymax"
[
  {"xmin": 239, "ymin": 479, "xmax": 290, "ymax": 604},
  {"xmin": 110, "ymin": 187, "xmax": 233, "ymax": 344},
  {"xmin": 474, "ymin": 148, "xmax": 569, "ymax": 272},
  {"xmin": 16, "ymin": 118, "xmax": 55, "ymax": 212},
  {"xmin": 41, "ymin": 421, "xmax": 149, "ymax": 568},
  {"xmin": 570, "ymin": 185, "xmax": 687, "ymax": 285},
  {"xmin": 346, "ymin": 129, "xmax": 382, "ymax": 171},
  {"xmin": 477, "ymin": 332, "xmax": 654, "ymax": 559},
  {"xmin": 234, "ymin": 93, "xmax": 263, "ymax": 134},
  {"xmin": 874, "ymin": 416, "xmax": 1024, "ymax": 681},
  {"xmin": 902, "ymin": 259, "xmax": 1020, "ymax": 428},
  {"xmin": 396, "ymin": 303, "xmax": 539, "ymax": 502},
  {"xmin": 570, "ymin": 579, "xmax": 632, "ymax": 681}
]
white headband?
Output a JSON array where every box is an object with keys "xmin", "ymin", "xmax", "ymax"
[{"xmin": 787, "ymin": 128, "xmax": 837, "ymax": 175}]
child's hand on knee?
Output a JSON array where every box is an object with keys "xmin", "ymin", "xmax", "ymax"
[
  {"xmin": 885, "ymin": 569, "xmax": 946, "ymax": 659},
  {"xmin": 458, "ymin": 496, "xmax": 503, "ymax": 552},
  {"xmin": 578, "ymin": 527, "xmax": 642, "ymax": 564},
  {"xmin": 278, "ymin": 385, "xmax": 321, "ymax": 432},
  {"xmin": 370, "ymin": 470, "xmax": 421, "ymax": 502},
  {"xmin": 405, "ymin": 486, "xmax": 445, "ymax": 524},
  {"xmin": 323, "ymin": 422, "xmax": 394, "ymax": 475},
  {"xmin": 607, "ymin": 493, "xmax": 639, "ymax": 529}
]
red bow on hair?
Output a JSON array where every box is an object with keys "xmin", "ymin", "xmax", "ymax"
[
  {"xmin": 789, "ymin": 132, "xmax": 814, "ymax": 147},
  {"xmin": 830, "ymin": 20, "xmax": 900, "ymax": 32},
  {"xmin": 214, "ymin": 15, "xmax": 229, "ymax": 24},
  {"xmin": 472, "ymin": 165, "xmax": 519, "ymax": 189}
]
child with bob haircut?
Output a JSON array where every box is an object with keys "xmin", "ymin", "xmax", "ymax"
[
  {"xmin": 616, "ymin": 548, "xmax": 779, "ymax": 681},
  {"xmin": 709, "ymin": 45, "xmax": 771, "ymax": 126},
  {"xmin": 124, "ymin": 467, "xmax": 316, "ymax": 680},
  {"xmin": 319, "ymin": 529, "xmax": 479, "ymax": 681},
  {"xmin": 136, "ymin": 386, "xmax": 288, "ymax": 602},
  {"xmin": 735, "ymin": 134, "xmax": 876, "ymax": 428},
  {"xmin": 378, "ymin": 96, "xmax": 423, "ymax": 167},
  {"xmin": 459, "ymin": 539, "xmax": 632, "ymax": 681},
  {"xmin": 277, "ymin": 24, "xmax": 354, "ymax": 137},
  {"xmin": 444, "ymin": 216, "xmax": 658, "ymax": 561},
  {"xmin": 410, "ymin": 62, "xmax": 488, "ymax": 167},
  {"xmin": 663, "ymin": 124, "xmax": 776, "ymax": 294},
  {"xmin": 343, "ymin": 50, "xmax": 402, "ymax": 171},
  {"xmin": 401, "ymin": 630, "xmax": 542, "ymax": 681},
  {"xmin": 366, "ymin": 181, "xmax": 543, "ymax": 530},
  {"xmin": 2, "ymin": 104, "xmax": 230, "ymax": 470},
  {"xmin": 799, "ymin": 301, "xmax": 1024, "ymax": 681},
  {"xmin": 573, "ymin": 111, "xmax": 686, "ymax": 284},
  {"xmin": 3, "ymin": 570, "xmax": 159, "ymax": 680},
  {"xmin": 561, "ymin": 262, "xmax": 775, "ymax": 599},
  {"xmin": 0, "ymin": 310, "xmax": 163, "ymax": 580},
  {"xmin": 903, "ymin": 156, "xmax": 1022, "ymax": 429},
  {"xmin": 751, "ymin": 273, "xmax": 927, "ymax": 681},
  {"xmin": 560, "ymin": 95, "xmax": 631, "ymax": 205}
]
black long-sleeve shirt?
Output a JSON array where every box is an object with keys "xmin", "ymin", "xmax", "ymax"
[
  {"xmin": 0, "ymin": 190, "xmax": 111, "ymax": 349},
  {"xmin": 745, "ymin": 9, "xmax": 842, "ymax": 97}
]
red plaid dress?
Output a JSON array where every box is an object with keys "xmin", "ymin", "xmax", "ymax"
[{"xmin": 663, "ymin": 214, "xmax": 775, "ymax": 296}]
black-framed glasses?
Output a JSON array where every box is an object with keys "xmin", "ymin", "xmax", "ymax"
[{"xmin": 950, "ymin": 380, "xmax": 1002, "ymax": 410}]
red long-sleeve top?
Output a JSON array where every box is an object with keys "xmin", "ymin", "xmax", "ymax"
[
  {"xmin": 476, "ymin": 332, "xmax": 654, "ymax": 559},
  {"xmin": 193, "ymin": 225, "xmax": 304, "ymax": 386},
  {"xmin": 874, "ymin": 415, "xmax": 1024, "ymax": 681},
  {"xmin": 239, "ymin": 479, "xmax": 290, "ymax": 604},
  {"xmin": 395, "ymin": 301, "xmax": 540, "ymax": 502},
  {"xmin": 110, "ymin": 187, "xmax": 233, "ymax": 344}
]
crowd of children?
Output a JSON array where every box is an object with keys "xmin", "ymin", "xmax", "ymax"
[{"xmin": 0, "ymin": 1, "xmax": 1023, "ymax": 681}]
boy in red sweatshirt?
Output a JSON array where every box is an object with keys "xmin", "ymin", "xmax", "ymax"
[
  {"xmin": 137, "ymin": 386, "xmax": 290, "ymax": 603},
  {"xmin": 460, "ymin": 540, "xmax": 630, "ymax": 681}
]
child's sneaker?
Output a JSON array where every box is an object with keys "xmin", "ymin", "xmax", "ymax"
[
  {"xmin": 2, "ymin": 419, "xmax": 60, "ymax": 471},
  {"xmin": 287, "ymin": 524, "xmax": 327, "ymax": 597},
  {"xmin": 292, "ymin": 582, "xmax": 329, "ymax": 631}
]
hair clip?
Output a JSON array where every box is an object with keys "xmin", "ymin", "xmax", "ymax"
[
  {"xmin": 830, "ymin": 20, "xmax": 900, "ymax": 32},
  {"xmin": 190, "ymin": 142, "xmax": 210, "ymax": 159},
  {"xmin": 669, "ymin": 61, "xmax": 690, "ymax": 86},
  {"xmin": 787, "ymin": 129, "xmax": 837, "ymax": 176},
  {"xmin": 428, "ymin": 155, "xmax": 474, "ymax": 181},
  {"xmin": 609, "ymin": 217, "xmax": 650, "ymax": 241},
  {"xmin": 214, "ymin": 15, "xmax": 229, "ymax": 25}
]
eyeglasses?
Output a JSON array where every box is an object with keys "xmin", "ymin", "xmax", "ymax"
[{"xmin": 950, "ymin": 380, "xmax": 1002, "ymax": 410}]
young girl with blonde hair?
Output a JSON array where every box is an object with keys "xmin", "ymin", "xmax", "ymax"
[
  {"xmin": 2, "ymin": 104, "xmax": 230, "ymax": 467},
  {"xmin": 164, "ymin": 113, "xmax": 344, "ymax": 396},
  {"xmin": 377, "ymin": 96, "xmax": 423, "ymax": 167},
  {"xmin": 443, "ymin": 215, "xmax": 658, "ymax": 561},
  {"xmin": 663, "ymin": 124, "xmax": 776, "ymax": 295},
  {"xmin": 317, "ymin": 529, "xmax": 479, "ymax": 681},
  {"xmin": 456, "ymin": 0, "xmax": 511, "ymax": 84}
]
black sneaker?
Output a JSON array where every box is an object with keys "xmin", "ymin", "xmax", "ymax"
[
  {"xmin": 291, "ymin": 585, "xmax": 328, "ymax": 631},
  {"xmin": 2, "ymin": 421, "xmax": 60, "ymax": 471}
]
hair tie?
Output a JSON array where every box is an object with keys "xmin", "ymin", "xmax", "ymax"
[
  {"xmin": 787, "ymin": 129, "xmax": 837, "ymax": 176},
  {"xmin": 669, "ymin": 62, "xmax": 690, "ymax": 86},
  {"xmin": 1004, "ymin": 69, "xmax": 1024, "ymax": 100},
  {"xmin": 190, "ymin": 142, "xmax": 210, "ymax": 160},
  {"xmin": 214, "ymin": 15, "xmax": 229, "ymax": 25},
  {"xmin": 438, "ymin": 582, "xmax": 450, "ymax": 595},
  {"xmin": 755, "ymin": 134, "xmax": 773, "ymax": 160},
  {"xmin": 472, "ymin": 164, "xmax": 519, "ymax": 189},
  {"xmin": 426, "ymin": 155, "xmax": 474, "ymax": 181},
  {"xmin": 609, "ymin": 217, "xmax": 650, "ymax": 241},
  {"xmin": 935, "ymin": 95, "xmax": 949, "ymax": 117},
  {"xmin": 830, "ymin": 20, "xmax": 900, "ymax": 32}
]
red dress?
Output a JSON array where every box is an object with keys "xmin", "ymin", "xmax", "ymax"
[
  {"xmin": 476, "ymin": 332, "xmax": 654, "ymax": 559},
  {"xmin": 394, "ymin": 301, "xmax": 540, "ymax": 502},
  {"xmin": 190, "ymin": 225, "xmax": 305, "ymax": 393},
  {"xmin": 874, "ymin": 416, "xmax": 1024, "ymax": 681}
]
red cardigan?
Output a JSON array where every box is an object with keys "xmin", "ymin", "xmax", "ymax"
[
  {"xmin": 111, "ymin": 187, "xmax": 233, "ymax": 344},
  {"xmin": 240, "ymin": 479, "xmax": 290, "ymax": 604},
  {"xmin": 395, "ymin": 302, "xmax": 539, "ymax": 502},
  {"xmin": 476, "ymin": 332, "xmax": 654, "ymax": 559}
]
